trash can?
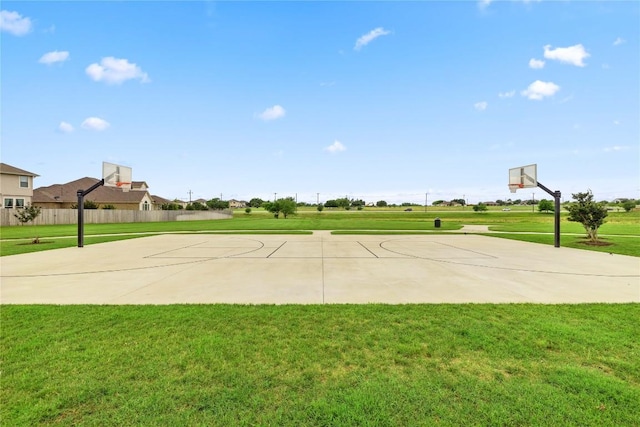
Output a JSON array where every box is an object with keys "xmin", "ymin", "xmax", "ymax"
[{"xmin": 434, "ymin": 218, "xmax": 441, "ymax": 228}]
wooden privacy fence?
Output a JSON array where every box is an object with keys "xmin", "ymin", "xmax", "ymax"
[{"xmin": 1, "ymin": 209, "xmax": 233, "ymax": 226}]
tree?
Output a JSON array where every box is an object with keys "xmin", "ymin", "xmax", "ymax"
[
  {"xmin": 432, "ymin": 200, "xmax": 444, "ymax": 206},
  {"xmin": 565, "ymin": 190, "xmax": 608, "ymax": 243},
  {"xmin": 451, "ymin": 198, "xmax": 466, "ymax": 206},
  {"xmin": 84, "ymin": 200, "xmax": 99, "ymax": 209},
  {"xmin": 161, "ymin": 202, "xmax": 182, "ymax": 210},
  {"xmin": 207, "ymin": 198, "xmax": 228, "ymax": 210},
  {"xmin": 335, "ymin": 197, "xmax": 350, "ymax": 209},
  {"xmin": 324, "ymin": 199, "xmax": 338, "ymax": 208},
  {"xmin": 376, "ymin": 200, "xmax": 388, "ymax": 207},
  {"xmin": 249, "ymin": 198, "xmax": 264, "ymax": 208},
  {"xmin": 264, "ymin": 198, "xmax": 296, "ymax": 219},
  {"xmin": 14, "ymin": 205, "xmax": 42, "ymax": 226},
  {"xmin": 317, "ymin": 204, "xmax": 324, "ymax": 212},
  {"xmin": 245, "ymin": 207, "xmax": 252, "ymax": 214},
  {"xmin": 186, "ymin": 201, "xmax": 208, "ymax": 211},
  {"xmin": 351, "ymin": 199, "xmax": 366, "ymax": 208},
  {"xmin": 538, "ymin": 199, "xmax": 554, "ymax": 213},
  {"xmin": 278, "ymin": 197, "xmax": 296, "ymax": 218},
  {"xmin": 473, "ymin": 203, "xmax": 488, "ymax": 212},
  {"xmin": 622, "ymin": 200, "xmax": 636, "ymax": 212},
  {"xmin": 13, "ymin": 205, "xmax": 42, "ymax": 243},
  {"xmin": 72, "ymin": 200, "xmax": 100, "ymax": 209}
]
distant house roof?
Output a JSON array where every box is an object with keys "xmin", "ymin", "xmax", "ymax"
[
  {"xmin": 131, "ymin": 181, "xmax": 148, "ymax": 190},
  {"xmin": 33, "ymin": 177, "xmax": 148, "ymax": 204},
  {"xmin": 151, "ymin": 195, "xmax": 173, "ymax": 205},
  {"xmin": 0, "ymin": 163, "xmax": 39, "ymax": 177}
]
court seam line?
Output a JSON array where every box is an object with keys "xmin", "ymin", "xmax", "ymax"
[{"xmin": 358, "ymin": 241, "xmax": 379, "ymax": 258}]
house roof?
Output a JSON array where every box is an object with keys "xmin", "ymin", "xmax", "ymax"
[
  {"xmin": 33, "ymin": 177, "xmax": 148, "ymax": 204},
  {"xmin": 131, "ymin": 181, "xmax": 148, "ymax": 189},
  {"xmin": 0, "ymin": 163, "xmax": 39, "ymax": 177},
  {"xmin": 151, "ymin": 195, "xmax": 173, "ymax": 205}
]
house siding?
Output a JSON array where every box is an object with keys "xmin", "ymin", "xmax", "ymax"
[{"xmin": 0, "ymin": 165, "xmax": 38, "ymax": 209}]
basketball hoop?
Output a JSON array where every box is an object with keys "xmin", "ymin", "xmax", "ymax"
[
  {"xmin": 103, "ymin": 162, "xmax": 132, "ymax": 191},
  {"xmin": 509, "ymin": 183, "xmax": 524, "ymax": 193}
]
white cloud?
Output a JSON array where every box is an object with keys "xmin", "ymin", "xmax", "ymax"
[
  {"xmin": 0, "ymin": 10, "xmax": 32, "ymax": 36},
  {"xmin": 529, "ymin": 58, "xmax": 545, "ymax": 69},
  {"xmin": 613, "ymin": 37, "xmax": 626, "ymax": 46},
  {"xmin": 81, "ymin": 117, "xmax": 110, "ymax": 131},
  {"xmin": 474, "ymin": 102, "xmax": 488, "ymax": 111},
  {"xmin": 543, "ymin": 44, "xmax": 590, "ymax": 67},
  {"xmin": 604, "ymin": 145, "xmax": 629, "ymax": 152},
  {"xmin": 257, "ymin": 105, "xmax": 286, "ymax": 121},
  {"xmin": 521, "ymin": 80, "xmax": 560, "ymax": 100},
  {"xmin": 613, "ymin": 120, "xmax": 621, "ymax": 125},
  {"xmin": 58, "ymin": 121, "xmax": 74, "ymax": 133},
  {"xmin": 85, "ymin": 57, "xmax": 150, "ymax": 84},
  {"xmin": 478, "ymin": 0, "xmax": 493, "ymax": 10},
  {"xmin": 498, "ymin": 90, "xmax": 515, "ymax": 98},
  {"xmin": 325, "ymin": 140, "xmax": 346, "ymax": 153},
  {"xmin": 354, "ymin": 27, "xmax": 391, "ymax": 51},
  {"xmin": 39, "ymin": 50, "xmax": 70, "ymax": 65}
]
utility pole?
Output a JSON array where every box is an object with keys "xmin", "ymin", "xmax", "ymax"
[
  {"xmin": 532, "ymin": 192, "xmax": 535, "ymax": 212},
  {"xmin": 274, "ymin": 192, "xmax": 277, "ymax": 201},
  {"xmin": 188, "ymin": 190, "xmax": 193, "ymax": 203},
  {"xmin": 317, "ymin": 193, "xmax": 319, "ymax": 205},
  {"xmin": 425, "ymin": 193, "xmax": 428, "ymax": 212}
]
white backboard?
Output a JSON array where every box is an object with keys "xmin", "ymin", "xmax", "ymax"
[
  {"xmin": 509, "ymin": 164, "xmax": 537, "ymax": 192},
  {"xmin": 103, "ymin": 162, "xmax": 132, "ymax": 191}
]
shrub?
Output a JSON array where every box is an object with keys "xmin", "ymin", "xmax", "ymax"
[{"xmin": 473, "ymin": 203, "xmax": 488, "ymax": 212}]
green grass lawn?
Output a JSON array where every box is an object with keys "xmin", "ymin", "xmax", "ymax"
[
  {"xmin": 3, "ymin": 209, "xmax": 638, "ymax": 256},
  {"xmin": 488, "ymin": 233, "xmax": 640, "ymax": 257},
  {"xmin": 2, "ymin": 304, "xmax": 639, "ymax": 426}
]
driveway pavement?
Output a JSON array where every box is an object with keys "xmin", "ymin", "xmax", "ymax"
[{"xmin": 1, "ymin": 232, "xmax": 638, "ymax": 304}]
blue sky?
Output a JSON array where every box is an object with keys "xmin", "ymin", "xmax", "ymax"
[{"xmin": 2, "ymin": 1, "xmax": 638, "ymax": 204}]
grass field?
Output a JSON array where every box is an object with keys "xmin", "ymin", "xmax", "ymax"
[
  {"xmin": 2, "ymin": 210, "xmax": 639, "ymax": 425},
  {"xmin": 2, "ymin": 209, "xmax": 638, "ymax": 257},
  {"xmin": 2, "ymin": 304, "xmax": 639, "ymax": 426}
]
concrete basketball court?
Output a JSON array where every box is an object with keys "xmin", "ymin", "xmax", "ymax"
[{"xmin": 1, "ymin": 232, "xmax": 638, "ymax": 304}]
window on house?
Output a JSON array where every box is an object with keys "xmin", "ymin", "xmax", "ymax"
[
  {"xmin": 20, "ymin": 176, "xmax": 29, "ymax": 188},
  {"xmin": 16, "ymin": 199, "xmax": 25, "ymax": 208},
  {"xmin": 4, "ymin": 198, "xmax": 14, "ymax": 208},
  {"xmin": 143, "ymin": 201, "xmax": 150, "ymax": 211}
]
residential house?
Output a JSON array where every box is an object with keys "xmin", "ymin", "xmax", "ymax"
[
  {"xmin": 131, "ymin": 181, "xmax": 149, "ymax": 192},
  {"xmin": 33, "ymin": 177, "xmax": 155, "ymax": 210},
  {"xmin": 229, "ymin": 199, "xmax": 247, "ymax": 208},
  {"xmin": 0, "ymin": 163, "xmax": 39, "ymax": 209}
]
